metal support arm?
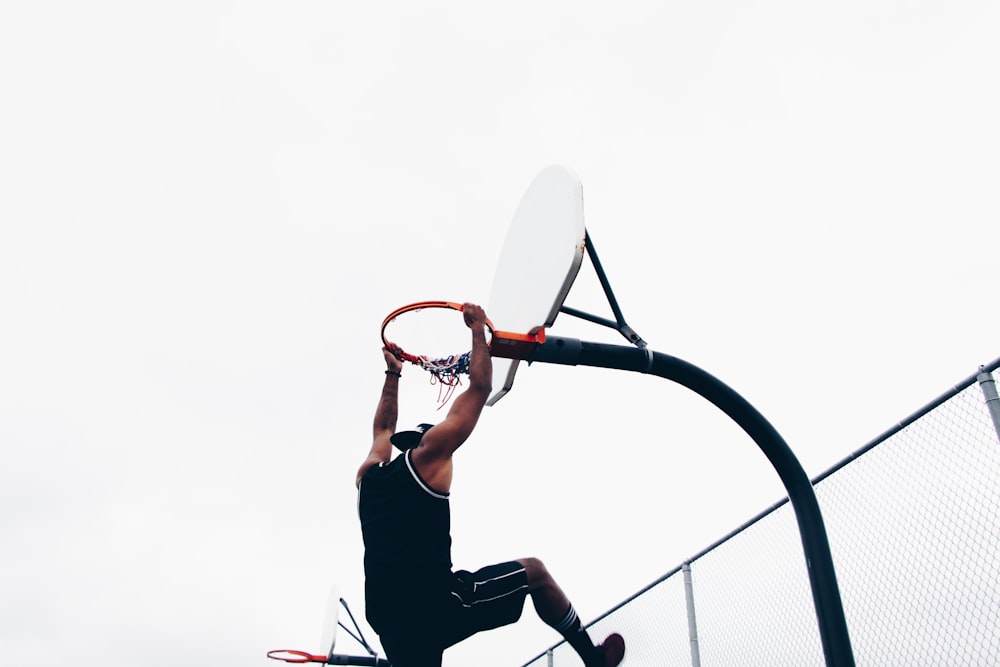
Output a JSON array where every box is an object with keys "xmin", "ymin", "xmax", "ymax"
[{"xmin": 530, "ymin": 336, "xmax": 856, "ymax": 667}]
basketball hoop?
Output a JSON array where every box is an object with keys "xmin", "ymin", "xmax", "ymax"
[
  {"xmin": 267, "ymin": 650, "xmax": 390, "ymax": 666},
  {"xmin": 268, "ymin": 595, "xmax": 390, "ymax": 666},
  {"xmin": 267, "ymin": 649, "xmax": 328, "ymax": 663},
  {"xmin": 380, "ymin": 301, "xmax": 543, "ymax": 405}
]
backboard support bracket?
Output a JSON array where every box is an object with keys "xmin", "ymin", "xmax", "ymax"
[
  {"xmin": 488, "ymin": 231, "xmax": 648, "ymax": 365},
  {"xmin": 559, "ymin": 232, "xmax": 647, "ymax": 349}
]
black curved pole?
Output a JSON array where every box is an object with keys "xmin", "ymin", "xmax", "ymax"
[{"xmin": 530, "ymin": 337, "xmax": 855, "ymax": 667}]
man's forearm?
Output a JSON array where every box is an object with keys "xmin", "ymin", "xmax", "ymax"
[
  {"xmin": 469, "ymin": 325, "xmax": 492, "ymax": 393},
  {"xmin": 373, "ymin": 374, "xmax": 399, "ymax": 434}
]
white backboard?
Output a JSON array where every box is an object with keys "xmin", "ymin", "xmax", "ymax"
[
  {"xmin": 486, "ymin": 165, "xmax": 586, "ymax": 405},
  {"xmin": 321, "ymin": 584, "xmax": 339, "ymax": 657}
]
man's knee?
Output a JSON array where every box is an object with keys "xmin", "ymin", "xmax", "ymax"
[{"xmin": 517, "ymin": 557, "xmax": 551, "ymax": 588}]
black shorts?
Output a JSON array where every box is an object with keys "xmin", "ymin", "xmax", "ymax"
[{"xmin": 372, "ymin": 561, "xmax": 529, "ymax": 667}]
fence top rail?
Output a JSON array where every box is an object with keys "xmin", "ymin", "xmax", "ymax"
[{"xmin": 813, "ymin": 355, "xmax": 1000, "ymax": 486}]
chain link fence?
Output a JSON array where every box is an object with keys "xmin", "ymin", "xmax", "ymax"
[{"xmin": 523, "ymin": 359, "xmax": 1000, "ymax": 666}]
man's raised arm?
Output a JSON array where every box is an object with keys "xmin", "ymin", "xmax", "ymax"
[
  {"xmin": 356, "ymin": 346, "xmax": 404, "ymax": 487},
  {"xmin": 410, "ymin": 303, "xmax": 492, "ymax": 491}
]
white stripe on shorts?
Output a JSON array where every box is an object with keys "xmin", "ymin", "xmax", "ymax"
[
  {"xmin": 450, "ymin": 584, "xmax": 529, "ymax": 608},
  {"xmin": 451, "ymin": 566, "xmax": 528, "ymax": 608}
]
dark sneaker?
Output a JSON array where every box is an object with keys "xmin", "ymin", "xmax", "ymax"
[{"xmin": 594, "ymin": 633, "xmax": 625, "ymax": 667}]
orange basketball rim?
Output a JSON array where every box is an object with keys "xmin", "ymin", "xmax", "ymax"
[{"xmin": 380, "ymin": 301, "xmax": 544, "ymax": 366}]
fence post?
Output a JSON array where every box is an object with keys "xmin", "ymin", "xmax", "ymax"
[
  {"xmin": 546, "ymin": 648, "xmax": 553, "ymax": 667},
  {"xmin": 976, "ymin": 366, "xmax": 1000, "ymax": 444},
  {"xmin": 683, "ymin": 562, "xmax": 702, "ymax": 667}
]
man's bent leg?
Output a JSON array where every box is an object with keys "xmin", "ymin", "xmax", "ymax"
[{"xmin": 519, "ymin": 557, "xmax": 625, "ymax": 667}]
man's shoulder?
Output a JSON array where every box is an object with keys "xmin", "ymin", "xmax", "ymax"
[{"xmin": 361, "ymin": 452, "xmax": 405, "ymax": 480}]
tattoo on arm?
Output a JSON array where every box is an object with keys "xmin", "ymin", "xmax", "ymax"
[{"xmin": 374, "ymin": 376, "xmax": 399, "ymax": 435}]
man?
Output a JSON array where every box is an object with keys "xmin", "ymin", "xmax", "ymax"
[{"xmin": 356, "ymin": 302, "xmax": 625, "ymax": 667}]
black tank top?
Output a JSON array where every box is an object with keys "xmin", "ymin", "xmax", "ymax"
[{"xmin": 358, "ymin": 448, "xmax": 453, "ymax": 610}]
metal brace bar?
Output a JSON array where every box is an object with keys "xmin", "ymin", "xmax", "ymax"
[{"xmin": 559, "ymin": 231, "xmax": 648, "ymax": 348}]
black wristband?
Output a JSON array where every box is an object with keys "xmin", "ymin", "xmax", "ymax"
[{"xmin": 385, "ymin": 370, "xmax": 401, "ymax": 378}]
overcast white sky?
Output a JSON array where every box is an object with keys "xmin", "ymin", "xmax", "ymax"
[{"xmin": 2, "ymin": 2, "xmax": 998, "ymax": 666}]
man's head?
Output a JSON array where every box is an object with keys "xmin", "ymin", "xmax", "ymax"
[{"xmin": 390, "ymin": 423, "xmax": 435, "ymax": 451}]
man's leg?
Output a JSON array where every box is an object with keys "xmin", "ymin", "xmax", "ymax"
[{"xmin": 518, "ymin": 557, "xmax": 625, "ymax": 667}]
